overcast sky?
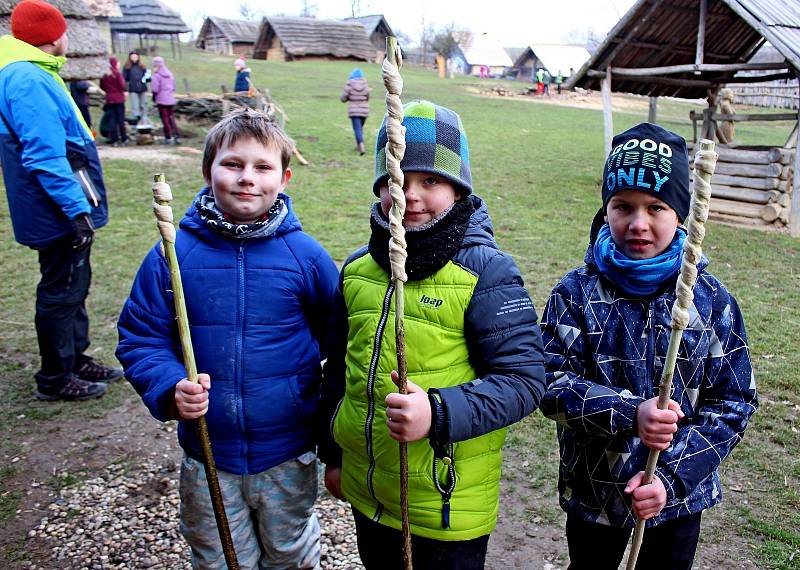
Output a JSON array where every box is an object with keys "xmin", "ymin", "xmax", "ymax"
[{"xmin": 170, "ymin": 0, "xmax": 638, "ymax": 48}]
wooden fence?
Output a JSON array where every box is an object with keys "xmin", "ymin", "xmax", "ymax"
[{"xmin": 730, "ymin": 81, "xmax": 799, "ymax": 110}]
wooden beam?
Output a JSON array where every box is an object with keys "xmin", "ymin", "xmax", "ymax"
[
  {"xmin": 587, "ymin": 69, "xmax": 713, "ymax": 87},
  {"xmin": 695, "ymin": 0, "xmax": 707, "ymax": 70},
  {"xmin": 597, "ymin": 0, "xmax": 665, "ymax": 71},
  {"xmin": 609, "ymin": 62, "xmax": 789, "ymax": 76},
  {"xmin": 711, "ymin": 112, "xmax": 797, "ymax": 122},
  {"xmin": 648, "ymin": 96, "xmax": 658, "ymax": 123},
  {"xmin": 792, "ymin": 102, "xmax": 800, "ymax": 236},
  {"xmin": 602, "ymin": 70, "xmax": 613, "ymax": 157},
  {"xmin": 611, "ymin": 39, "xmax": 733, "ymax": 60},
  {"xmin": 724, "ymin": 72, "xmax": 795, "ymax": 84}
]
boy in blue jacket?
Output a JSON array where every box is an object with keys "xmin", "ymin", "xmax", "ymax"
[
  {"xmin": 117, "ymin": 108, "xmax": 338, "ymax": 569},
  {"xmin": 540, "ymin": 123, "xmax": 758, "ymax": 569}
]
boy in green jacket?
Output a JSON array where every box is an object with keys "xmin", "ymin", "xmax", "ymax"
[{"xmin": 319, "ymin": 100, "xmax": 546, "ymax": 569}]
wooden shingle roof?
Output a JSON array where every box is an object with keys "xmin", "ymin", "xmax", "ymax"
[
  {"xmin": 109, "ymin": 0, "xmax": 189, "ymax": 35},
  {"xmin": 254, "ymin": 17, "xmax": 375, "ymax": 61},
  {"xmin": 571, "ymin": 0, "xmax": 799, "ymax": 99},
  {"xmin": 0, "ymin": 0, "xmax": 107, "ymax": 79}
]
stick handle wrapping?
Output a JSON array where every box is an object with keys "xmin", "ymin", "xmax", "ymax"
[
  {"xmin": 625, "ymin": 140, "xmax": 717, "ymax": 570},
  {"xmin": 151, "ymin": 174, "xmax": 240, "ymax": 570}
]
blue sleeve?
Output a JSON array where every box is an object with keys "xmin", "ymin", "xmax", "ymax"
[
  {"xmin": 656, "ymin": 291, "xmax": 758, "ymax": 500},
  {"xmin": 317, "ymin": 270, "xmax": 348, "ymax": 467},
  {"xmin": 116, "ymin": 245, "xmax": 187, "ymax": 422},
  {"xmin": 299, "ymin": 245, "xmax": 340, "ymax": 360},
  {"xmin": 4, "ymin": 70, "xmax": 90, "ymax": 220},
  {"xmin": 435, "ymin": 252, "xmax": 546, "ymax": 443},
  {"xmin": 539, "ymin": 277, "xmax": 645, "ymax": 436}
]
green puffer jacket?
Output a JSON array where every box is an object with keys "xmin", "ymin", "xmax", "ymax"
[{"xmin": 323, "ymin": 196, "xmax": 546, "ymax": 541}]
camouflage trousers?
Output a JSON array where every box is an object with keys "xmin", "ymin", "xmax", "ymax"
[{"xmin": 179, "ymin": 452, "xmax": 321, "ymax": 569}]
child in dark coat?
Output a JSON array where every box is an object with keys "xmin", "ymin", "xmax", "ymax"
[{"xmin": 540, "ymin": 123, "xmax": 758, "ymax": 569}]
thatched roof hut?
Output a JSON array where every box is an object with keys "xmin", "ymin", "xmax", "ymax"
[
  {"xmin": 0, "ymin": 0, "xmax": 108, "ymax": 80},
  {"xmin": 195, "ymin": 16, "xmax": 259, "ymax": 56},
  {"xmin": 344, "ymin": 14, "xmax": 393, "ymax": 62},
  {"xmin": 109, "ymin": 0, "xmax": 188, "ymax": 35},
  {"xmin": 512, "ymin": 44, "xmax": 591, "ymax": 82},
  {"xmin": 252, "ymin": 17, "xmax": 374, "ymax": 62}
]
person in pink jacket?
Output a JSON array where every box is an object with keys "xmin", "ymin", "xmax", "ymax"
[{"xmin": 150, "ymin": 56, "xmax": 180, "ymax": 144}]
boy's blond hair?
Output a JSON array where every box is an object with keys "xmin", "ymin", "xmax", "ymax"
[{"xmin": 202, "ymin": 108, "xmax": 294, "ymax": 180}]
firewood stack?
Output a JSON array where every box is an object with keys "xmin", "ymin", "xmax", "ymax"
[{"xmin": 689, "ymin": 143, "xmax": 794, "ymax": 231}]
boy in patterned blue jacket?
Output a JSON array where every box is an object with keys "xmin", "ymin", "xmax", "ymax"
[
  {"xmin": 540, "ymin": 123, "xmax": 757, "ymax": 569},
  {"xmin": 117, "ymin": 108, "xmax": 338, "ymax": 569}
]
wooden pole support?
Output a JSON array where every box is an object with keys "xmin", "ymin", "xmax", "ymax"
[{"xmin": 151, "ymin": 174, "xmax": 240, "ymax": 570}]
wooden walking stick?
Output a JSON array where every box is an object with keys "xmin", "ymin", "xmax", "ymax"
[
  {"xmin": 625, "ymin": 139, "xmax": 718, "ymax": 570},
  {"xmin": 382, "ymin": 37, "xmax": 413, "ymax": 570},
  {"xmin": 151, "ymin": 174, "xmax": 240, "ymax": 570}
]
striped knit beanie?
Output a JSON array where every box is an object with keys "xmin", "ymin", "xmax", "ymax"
[{"xmin": 373, "ymin": 100, "xmax": 472, "ymax": 196}]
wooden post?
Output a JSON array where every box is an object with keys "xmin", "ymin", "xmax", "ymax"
[
  {"xmin": 171, "ymin": 34, "xmax": 177, "ymax": 59},
  {"xmin": 648, "ymin": 96, "xmax": 658, "ymax": 123},
  {"xmin": 183, "ymin": 78, "xmax": 191, "ymax": 96},
  {"xmin": 695, "ymin": 0, "xmax": 707, "ymax": 73},
  {"xmin": 791, "ymin": 104, "xmax": 800, "ymax": 237},
  {"xmin": 602, "ymin": 69, "xmax": 613, "ymax": 157}
]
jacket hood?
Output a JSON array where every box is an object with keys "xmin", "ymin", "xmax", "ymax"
[
  {"xmin": 179, "ymin": 187, "xmax": 302, "ymax": 240},
  {"xmin": 0, "ymin": 35, "xmax": 65, "ymax": 73},
  {"xmin": 462, "ymin": 194, "xmax": 497, "ymax": 249},
  {"xmin": 153, "ymin": 65, "xmax": 172, "ymax": 78}
]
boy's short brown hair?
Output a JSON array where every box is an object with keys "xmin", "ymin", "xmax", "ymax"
[{"xmin": 202, "ymin": 107, "xmax": 294, "ymax": 181}]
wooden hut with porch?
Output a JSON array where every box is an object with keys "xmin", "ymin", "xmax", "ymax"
[
  {"xmin": 568, "ymin": 0, "xmax": 800, "ymax": 236},
  {"xmin": 195, "ymin": 17, "xmax": 259, "ymax": 56},
  {"xmin": 344, "ymin": 14, "xmax": 394, "ymax": 63},
  {"xmin": 109, "ymin": 0, "xmax": 189, "ymax": 58},
  {"xmin": 252, "ymin": 17, "xmax": 374, "ymax": 62},
  {"xmin": 512, "ymin": 44, "xmax": 591, "ymax": 83},
  {"xmin": 0, "ymin": 0, "xmax": 107, "ymax": 79}
]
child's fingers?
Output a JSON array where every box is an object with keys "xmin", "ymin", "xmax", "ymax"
[
  {"xmin": 197, "ymin": 373, "xmax": 211, "ymax": 390},
  {"xmin": 667, "ymin": 399, "xmax": 685, "ymax": 419},
  {"xmin": 624, "ymin": 471, "xmax": 645, "ymax": 494}
]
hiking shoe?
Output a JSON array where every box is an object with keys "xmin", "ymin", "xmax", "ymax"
[
  {"xmin": 36, "ymin": 375, "xmax": 107, "ymax": 402},
  {"xmin": 74, "ymin": 355, "xmax": 124, "ymax": 383}
]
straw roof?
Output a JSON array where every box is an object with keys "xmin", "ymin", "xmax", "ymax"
[
  {"xmin": 253, "ymin": 17, "xmax": 375, "ymax": 61},
  {"xmin": 0, "ymin": 0, "xmax": 107, "ymax": 79},
  {"xmin": 344, "ymin": 14, "xmax": 393, "ymax": 38},
  {"xmin": 196, "ymin": 16, "xmax": 259, "ymax": 46},
  {"xmin": 109, "ymin": 0, "xmax": 189, "ymax": 35}
]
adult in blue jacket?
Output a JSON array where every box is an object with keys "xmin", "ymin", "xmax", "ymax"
[{"xmin": 0, "ymin": 0, "xmax": 120, "ymax": 402}]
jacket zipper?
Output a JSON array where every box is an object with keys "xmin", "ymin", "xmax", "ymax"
[
  {"xmin": 644, "ymin": 302, "xmax": 656, "ymax": 398},
  {"xmin": 329, "ymin": 398, "xmax": 344, "ymax": 439},
  {"xmin": 365, "ymin": 283, "xmax": 394, "ymax": 521},
  {"xmin": 236, "ymin": 242, "xmax": 248, "ymax": 468},
  {"xmin": 432, "ymin": 443, "xmax": 457, "ymax": 528}
]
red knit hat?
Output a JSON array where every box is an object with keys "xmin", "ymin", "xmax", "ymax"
[{"xmin": 11, "ymin": 0, "xmax": 67, "ymax": 47}]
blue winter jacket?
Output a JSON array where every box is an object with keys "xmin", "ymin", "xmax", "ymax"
[
  {"xmin": 540, "ymin": 244, "xmax": 758, "ymax": 528},
  {"xmin": 116, "ymin": 191, "xmax": 339, "ymax": 475},
  {"xmin": 0, "ymin": 36, "xmax": 108, "ymax": 248}
]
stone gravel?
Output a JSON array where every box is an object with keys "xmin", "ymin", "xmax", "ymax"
[{"xmin": 23, "ymin": 460, "xmax": 363, "ymax": 569}]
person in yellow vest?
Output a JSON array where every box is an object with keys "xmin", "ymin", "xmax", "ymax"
[{"xmin": 319, "ymin": 100, "xmax": 546, "ymax": 569}]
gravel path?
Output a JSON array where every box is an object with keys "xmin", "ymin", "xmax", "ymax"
[{"xmin": 24, "ymin": 460, "xmax": 363, "ymax": 569}]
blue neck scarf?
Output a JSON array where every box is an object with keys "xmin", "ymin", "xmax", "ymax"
[{"xmin": 593, "ymin": 224, "xmax": 686, "ymax": 297}]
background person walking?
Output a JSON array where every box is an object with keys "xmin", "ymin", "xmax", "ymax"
[
  {"xmin": 150, "ymin": 55, "xmax": 180, "ymax": 144},
  {"xmin": 340, "ymin": 68, "xmax": 369, "ymax": 155}
]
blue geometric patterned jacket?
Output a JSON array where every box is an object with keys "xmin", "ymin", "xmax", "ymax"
[{"xmin": 540, "ymin": 244, "xmax": 758, "ymax": 528}]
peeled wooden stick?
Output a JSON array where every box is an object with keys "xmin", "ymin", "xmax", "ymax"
[
  {"xmin": 151, "ymin": 174, "xmax": 240, "ymax": 570},
  {"xmin": 625, "ymin": 139, "xmax": 717, "ymax": 570},
  {"xmin": 382, "ymin": 37, "xmax": 412, "ymax": 570}
]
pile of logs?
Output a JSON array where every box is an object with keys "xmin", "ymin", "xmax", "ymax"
[
  {"xmin": 689, "ymin": 143, "xmax": 794, "ymax": 230},
  {"xmin": 175, "ymin": 91, "xmax": 286, "ymax": 128}
]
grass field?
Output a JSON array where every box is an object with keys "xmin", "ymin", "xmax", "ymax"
[{"xmin": 1, "ymin": 45, "xmax": 799, "ymax": 568}]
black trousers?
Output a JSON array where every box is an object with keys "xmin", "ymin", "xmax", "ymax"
[
  {"xmin": 33, "ymin": 238, "xmax": 92, "ymax": 391},
  {"xmin": 106, "ymin": 102, "xmax": 127, "ymax": 143},
  {"xmin": 352, "ymin": 508, "xmax": 490, "ymax": 570},
  {"xmin": 565, "ymin": 512, "xmax": 702, "ymax": 570}
]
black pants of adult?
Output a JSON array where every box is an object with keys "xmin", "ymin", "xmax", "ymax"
[
  {"xmin": 106, "ymin": 102, "xmax": 127, "ymax": 143},
  {"xmin": 77, "ymin": 103, "xmax": 91, "ymax": 127},
  {"xmin": 352, "ymin": 508, "xmax": 490, "ymax": 570},
  {"xmin": 33, "ymin": 238, "xmax": 93, "ymax": 392},
  {"xmin": 565, "ymin": 512, "xmax": 702, "ymax": 570}
]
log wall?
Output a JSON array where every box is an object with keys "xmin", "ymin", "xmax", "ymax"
[{"xmin": 688, "ymin": 143, "xmax": 794, "ymax": 232}]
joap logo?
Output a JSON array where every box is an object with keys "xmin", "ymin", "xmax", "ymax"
[{"xmin": 419, "ymin": 294, "xmax": 443, "ymax": 309}]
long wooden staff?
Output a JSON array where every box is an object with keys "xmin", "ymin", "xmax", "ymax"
[
  {"xmin": 152, "ymin": 174, "xmax": 240, "ymax": 570},
  {"xmin": 382, "ymin": 37, "xmax": 413, "ymax": 569},
  {"xmin": 625, "ymin": 139, "xmax": 717, "ymax": 570}
]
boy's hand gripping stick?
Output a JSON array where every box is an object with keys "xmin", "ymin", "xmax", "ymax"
[
  {"xmin": 152, "ymin": 174, "xmax": 240, "ymax": 570},
  {"xmin": 625, "ymin": 140, "xmax": 717, "ymax": 570},
  {"xmin": 382, "ymin": 37, "xmax": 413, "ymax": 570}
]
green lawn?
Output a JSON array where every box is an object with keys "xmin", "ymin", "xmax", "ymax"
[{"xmin": 1, "ymin": 45, "xmax": 798, "ymax": 568}]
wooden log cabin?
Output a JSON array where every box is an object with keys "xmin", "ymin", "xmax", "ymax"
[
  {"xmin": 195, "ymin": 17, "xmax": 260, "ymax": 57},
  {"xmin": 252, "ymin": 17, "xmax": 374, "ymax": 62}
]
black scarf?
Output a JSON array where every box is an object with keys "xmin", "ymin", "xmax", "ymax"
[
  {"xmin": 368, "ymin": 198, "xmax": 474, "ymax": 281},
  {"xmin": 195, "ymin": 192, "xmax": 286, "ymax": 240}
]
